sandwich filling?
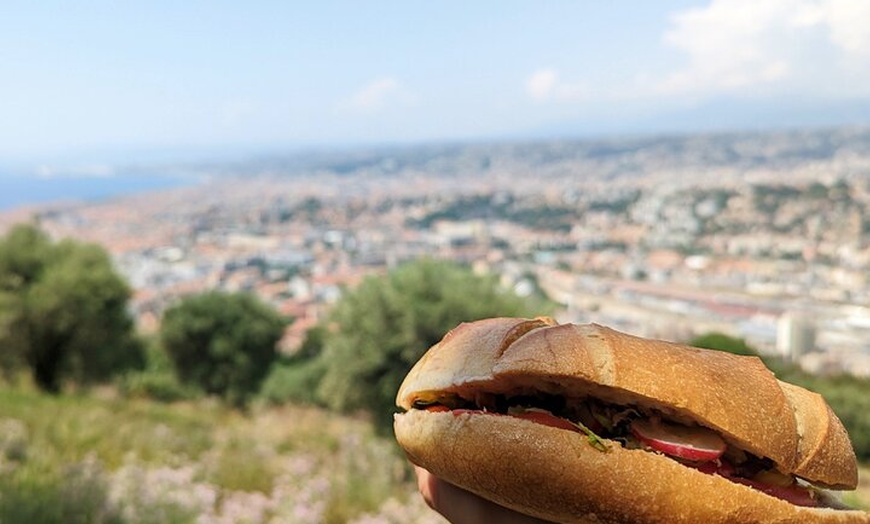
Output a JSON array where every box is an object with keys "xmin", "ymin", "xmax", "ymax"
[{"xmin": 408, "ymin": 389, "xmax": 850, "ymax": 510}]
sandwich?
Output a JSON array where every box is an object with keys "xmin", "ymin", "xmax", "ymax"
[{"xmin": 393, "ymin": 317, "xmax": 870, "ymax": 523}]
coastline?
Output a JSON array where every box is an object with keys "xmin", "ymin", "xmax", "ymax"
[{"xmin": 0, "ymin": 173, "xmax": 205, "ymax": 212}]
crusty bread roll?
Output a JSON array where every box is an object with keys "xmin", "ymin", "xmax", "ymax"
[{"xmin": 394, "ymin": 317, "xmax": 870, "ymax": 524}]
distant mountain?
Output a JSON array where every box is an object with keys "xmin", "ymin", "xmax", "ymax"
[
  {"xmin": 189, "ymin": 125, "xmax": 870, "ymax": 190},
  {"xmin": 530, "ymin": 97, "xmax": 870, "ymax": 140}
]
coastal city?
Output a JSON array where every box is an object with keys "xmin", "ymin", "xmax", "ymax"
[{"xmin": 4, "ymin": 126, "xmax": 870, "ymax": 378}]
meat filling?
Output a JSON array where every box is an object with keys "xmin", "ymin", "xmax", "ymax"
[{"xmin": 409, "ymin": 391, "xmax": 847, "ymax": 509}]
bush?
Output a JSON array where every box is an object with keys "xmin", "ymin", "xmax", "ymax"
[
  {"xmin": 117, "ymin": 342, "xmax": 200, "ymax": 403},
  {"xmin": 259, "ymin": 326, "xmax": 329, "ymax": 406},
  {"xmin": 117, "ymin": 370, "xmax": 201, "ymax": 403},
  {"xmin": 161, "ymin": 291, "xmax": 286, "ymax": 407},
  {"xmin": 314, "ymin": 258, "xmax": 546, "ymax": 432},
  {"xmin": 0, "ymin": 223, "xmax": 142, "ymax": 392},
  {"xmin": 259, "ymin": 358, "xmax": 327, "ymax": 406},
  {"xmin": 689, "ymin": 332, "xmax": 757, "ymax": 356}
]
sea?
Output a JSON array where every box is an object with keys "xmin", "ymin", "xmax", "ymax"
[{"xmin": 0, "ymin": 173, "xmax": 202, "ymax": 211}]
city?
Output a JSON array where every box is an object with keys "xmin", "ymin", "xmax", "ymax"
[{"xmin": 4, "ymin": 126, "xmax": 870, "ymax": 378}]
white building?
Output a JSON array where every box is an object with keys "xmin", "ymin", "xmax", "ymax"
[{"xmin": 776, "ymin": 311, "xmax": 817, "ymax": 361}]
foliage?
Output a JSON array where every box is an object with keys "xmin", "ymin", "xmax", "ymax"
[
  {"xmin": 0, "ymin": 384, "xmax": 446, "ymax": 523},
  {"xmin": 259, "ymin": 324, "xmax": 330, "ymax": 406},
  {"xmin": 0, "ymin": 459, "xmax": 124, "ymax": 524},
  {"xmin": 0, "ymin": 383, "xmax": 865, "ymax": 523},
  {"xmin": 259, "ymin": 357, "xmax": 327, "ymax": 407},
  {"xmin": 117, "ymin": 340, "xmax": 200, "ymax": 403},
  {"xmin": 313, "ymin": 258, "xmax": 547, "ymax": 431},
  {"xmin": 160, "ymin": 291, "xmax": 286, "ymax": 406},
  {"xmin": 0, "ymin": 223, "xmax": 142, "ymax": 392},
  {"xmin": 117, "ymin": 370, "xmax": 201, "ymax": 404},
  {"xmin": 689, "ymin": 332, "xmax": 758, "ymax": 356}
]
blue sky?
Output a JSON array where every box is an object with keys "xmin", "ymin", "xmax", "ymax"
[{"xmin": 3, "ymin": 1, "xmax": 870, "ymax": 160}]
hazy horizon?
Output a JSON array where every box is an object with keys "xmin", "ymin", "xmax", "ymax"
[{"xmin": 3, "ymin": 123, "xmax": 870, "ymax": 212}]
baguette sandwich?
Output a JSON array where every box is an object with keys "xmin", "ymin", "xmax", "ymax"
[{"xmin": 394, "ymin": 317, "xmax": 870, "ymax": 523}]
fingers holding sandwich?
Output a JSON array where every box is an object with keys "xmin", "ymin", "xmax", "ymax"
[{"xmin": 414, "ymin": 466, "xmax": 556, "ymax": 524}]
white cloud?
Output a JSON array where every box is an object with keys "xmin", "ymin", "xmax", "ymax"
[
  {"xmin": 526, "ymin": 69, "xmax": 558, "ymax": 100},
  {"xmin": 825, "ymin": 0, "xmax": 870, "ymax": 59},
  {"xmin": 519, "ymin": 1, "xmax": 870, "ymax": 109},
  {"xmin": 658, "ymin": 0, "xmax": 870, "ymax": 97},
  {"xmin": 524, "ymin": 69, "xmax": 588, "ymax": 102},
  {"xmin": 346, "ymin": 77, "xmax": 405, "ymax": 113}
]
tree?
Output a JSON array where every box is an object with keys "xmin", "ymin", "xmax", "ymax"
[
  {"xmin": 314, "ymin": 258, "xmax": 549, "ymax": 431},
  {"xmin": 160, "ymin": 291, "xmax": 286, "ymax": 406},
  {"xmin": 0, "ymin": 223, "xmax": 141, "ymax": 392},
  {"xmin": 688, "ymin": 332, "xmax": 757, "ymax": 356}
]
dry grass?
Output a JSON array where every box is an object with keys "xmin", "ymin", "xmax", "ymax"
[{"xmin": 0, "ymin": 386, "xmax": 440, "ymax": 523}]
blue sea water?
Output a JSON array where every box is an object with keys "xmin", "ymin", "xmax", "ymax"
[{"xmin": 0, "ymin": 174, "xmax": 201, "ymax": 211}]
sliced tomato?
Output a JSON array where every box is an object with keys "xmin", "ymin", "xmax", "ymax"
[
  {"xmin": 630, "ymin": 419, "xmax": 726, "ymax": 462},
  {"xmin": 509, "ymin": 409, "xmax": 581, "ymax": 432}
]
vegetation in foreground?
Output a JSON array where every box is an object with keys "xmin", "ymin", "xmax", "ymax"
[
  {"xmin": 0, "ymin": 383, "xmax": 446, "ymax": 524},
  {"xmin": 0, "ymin": 383, "xmax": 866, "ymax": 524}
]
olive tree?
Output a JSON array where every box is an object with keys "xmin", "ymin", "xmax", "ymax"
[
  {"xmin": 160, "ymin": 291, "xmax": 286, "ymax": 406},
  {"xmin": 314, "ymin": 258, "xmax": 548, "ymax": 431},
  {"xmin": 0, "ymin": 223, "xmax": 141, "ymax": 391}
]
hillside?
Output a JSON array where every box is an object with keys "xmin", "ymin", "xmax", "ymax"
[{"xmin": 0, "ymin": 386, "xmax": 443, "ymax": 524}]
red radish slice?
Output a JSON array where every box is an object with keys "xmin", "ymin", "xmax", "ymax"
[{"xmin": 630, "ymin": 419, "xmax": 726, "ymax": 462}]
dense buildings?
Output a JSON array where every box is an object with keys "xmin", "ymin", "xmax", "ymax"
[{"xmin": 4, "ymin": 127, "xmax": 870, "ymax": 377}]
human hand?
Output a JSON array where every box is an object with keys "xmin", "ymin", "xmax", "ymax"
[{"xmin": 414, "ymin": 466, "xmax": 556, "ymax": 524}]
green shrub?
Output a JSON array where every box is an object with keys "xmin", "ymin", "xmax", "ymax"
[
  {"xmin": 117, "ymin": 370, "xmax": 201, "ymax": 403},
  {"xmin": 0, "ymin": 460, "xmax": 123, "ymax": 524},
  {"xmin": 117, "ymin": 339, "xmax": 200, "ymax": 403},
  {"xmin": 259, "ymin": 358, "xmax": 327, "ymax": 406},
  {"xmin": 161, "ymin": 291, "xmax": 286, "ymax": 407},
  {"xmin": 0, "ymin": 223, "xmax": 143, "ymax": 393},
  {"xmin": 689, "ymin": 332, "xmax": 757, "ymax": 356},
  {"xmin": 315, "ymin": 258, "xmax": 546, "ymax": 432}
]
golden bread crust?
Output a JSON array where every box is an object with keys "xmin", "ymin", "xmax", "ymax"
[
  {"xmin": 495, "ymin": 323, "xmax": 799, "ymax": 474},
  {"xmin": 779, "ymin": 381, "xmax": 858, "ymax": 488},
  {"xmin": 395, "ymin": 318, "xmax": 858, "ymax": 489}
]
